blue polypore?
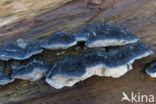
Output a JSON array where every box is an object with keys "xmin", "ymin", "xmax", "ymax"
[
  {"xmin": 0, "ymin": 38, "xmax": 43, "ymax": 61},
  {"xmin": 46, "ymin": 43, "xmax": 152, "ymax": 89},
  {"xmin": 73, "ymin": 21, "xmax": 139, "ymax": 48},
  {"xmin": 11, "ymin": 58, "xmax": 49, "ymax": 81},
  {"xmin": 40, "ymin": 31, "xmax": 77, "ymax": 50},
  {"xmin": 146, "ymin": 61, "xmax": 156, "ymax": 78}
]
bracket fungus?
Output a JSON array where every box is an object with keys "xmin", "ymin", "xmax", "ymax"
[
  {"xmin": 0, "ymin": 21, "xmax": 153, "ymax": 89},
  {"xmin": 0, "ymin": 61, "xmax": 14, "ymax": 85},
  {"xmin": 73, "ymin": 22, "xmax": 139, "ymax": 48},
  {"xmin": 146, "ymin": 61, "xmax": 156, "ymax": 78},
  {"xmin": 0, "ymin": 38, "xmax": 43, "ymax": 61},
  {"xmin": 46, "ymin": 43, "xmax": 153, "ymax": 89},
  {"xmin": 11, "ymin": 58, "xmax": 49, "ymax": 81},
  {"xmin": 40, "ymin": 31, "xmax": 77, "ymax": 50}
]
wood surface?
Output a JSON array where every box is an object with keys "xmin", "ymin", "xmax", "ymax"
[{"xmin": 0, "ymin": 0, "xmax": 156, "ymax": 104}]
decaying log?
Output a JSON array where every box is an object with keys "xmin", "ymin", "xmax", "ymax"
[{"xmin": 0, "ymin": 0, "xmax": 156, "ymax": 104}]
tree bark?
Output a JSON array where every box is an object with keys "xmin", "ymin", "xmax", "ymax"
[{"xmin": 0, "ymin": 0, "xmax": 156, "ymax": 104}]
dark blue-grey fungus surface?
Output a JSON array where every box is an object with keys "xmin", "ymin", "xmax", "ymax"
[
  {"xmin": 0, "ymin": 61, "xmax": 14, "ymax": 85},
  {"xmin": 73, "ymin": 22, "xmax": 139, "ymax": 47},
  {"xmin": 146, "ymin": 61, "xmax": 156, "ymax": 78},
  {"xmin": 82, "ymin": 43, "xmax": 153, "ymax": 68},
  {"xmin": 47, "ymin": 56, "xmax": 86, "ymax": 78},
  {"xmin": 11, "ymin": 58, "xmax": 49, "ymax": 81},
  {"xmin": 25, "ymin": 39, "xmax": 43, "ymax": 59},
  {"xmin": 46, "ymin": 43, "xmax": 153, "ymax": 89},
  {"xmin": 40, "ymin": 31, "xmax": 77, "ymax": 50},
  {"xmin": 0, "ymin": 38, "xmax": 43, "ymax": 61}
]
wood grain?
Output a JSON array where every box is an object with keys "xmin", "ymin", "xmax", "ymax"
[{"xmin": 0, "ymin": 0, "xmax": 156, "ymax": 104}]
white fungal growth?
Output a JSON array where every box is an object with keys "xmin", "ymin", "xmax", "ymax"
[
  {"xmin": 86, "ymin": 39, "xmax": 138, "ymax": 48},
  {"xmin": 44, "ymin": 41, "xmax": 77, "ymax": 50}
]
